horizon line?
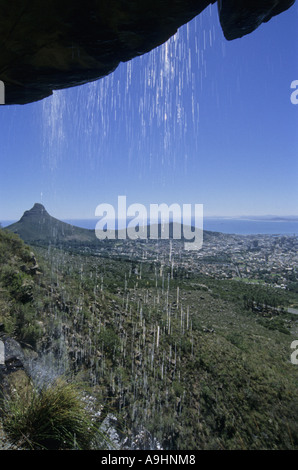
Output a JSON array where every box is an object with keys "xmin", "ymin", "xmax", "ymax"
[{"xmin": 2, "ymin": 214, "xmax": 298, "ymax": 223}]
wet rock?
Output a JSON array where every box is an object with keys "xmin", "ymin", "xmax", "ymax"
[
  {"xmin": 0, "ymin": 0, "xmax": 294, "ymax": 105},
  {"xmin": 0, "ymin": 340, "xmax": 4, "ymax": 366},
  {"xmin": 0, "ymin": 0, "xmax": 213, "ymax": 105},
  {"xmin": 100, "ymin": 414, "xmax": 162, "ymax": 450},
  {"xmin": 1, "ymin": 336, "xmax": 25, "ymax": 373},
  {"xmin": 0, "ymin": 334, "xmax": 33, "ymax": 404}
]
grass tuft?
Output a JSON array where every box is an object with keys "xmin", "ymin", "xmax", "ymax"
[{"xmin": 2, "ymin": 378, "xmax": 99, "ymax": 450}]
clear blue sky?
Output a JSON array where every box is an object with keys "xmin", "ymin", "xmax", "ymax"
[{"xmin": 0, "ymin": 3, "xmax": 297, "ymax": 222}]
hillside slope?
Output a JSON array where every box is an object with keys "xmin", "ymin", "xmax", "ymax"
[
  {"xmin": 5, "ymin": 203, "xmax": 97, "ymax": 244},
  {"xmin": 0, "ymin": 227, "xmax": 297, "ymax": 449}
]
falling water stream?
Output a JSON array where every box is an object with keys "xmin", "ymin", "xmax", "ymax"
[
  {"xmin": 40, "ymin": 4, "xmax": 219, "ymax": 196},
  {"xmin": 26, "ymin": 3, "xmax": 244, "ymax": 450},
  {"xmin": 36, "ymin": 10, "xmax": 218, "ymax": 328},
  {"xmin": 0, "ymin": 0, "xmax": 296, "ymax": 452}
]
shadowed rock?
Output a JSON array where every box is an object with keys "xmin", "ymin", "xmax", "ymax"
[
  {"xmin": 218, "ymin": 0, "xmax": 295, "ymax": 40},
  {"xmin": 0, "ymin": 0, "xmax": 295, "ymax": 105}
]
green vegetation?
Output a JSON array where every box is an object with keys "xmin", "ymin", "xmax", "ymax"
[
  {"xmin": 0, "ymin": 230, "xmax": 42, "ymax": 341},
  {"xmin": 2, "ymin": 378, "xmax": 98, "ymax": 449},
  {"xmin": 4, "ymin": 203, "xmax": 97, "ymax": 245},
  {"xmin": 0, "ymin": 227, "xmax": 297, "ymax": 450}
]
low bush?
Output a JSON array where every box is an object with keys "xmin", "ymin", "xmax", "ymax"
[{"xmin": 2, "ymin": 378, "xmax": 98, "ymax": 450}]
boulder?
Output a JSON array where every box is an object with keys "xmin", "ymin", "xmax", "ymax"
[
  {"xmin": 0, "ymin": 335, "xmax": 25, "ymax": 375},
  {"xmin": 0, "ymin": 339, "xmax": 4, "ymax": 366},
  {"xmin": 0, "ymin": 334, "xmax": 33, "ymax": 405}
]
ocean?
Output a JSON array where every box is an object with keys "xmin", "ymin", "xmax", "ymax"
[
  {"xmin": 2, "ymin": 217, "xmax": 298, "ymax": 236},
  {"xmin": 201, "ymin": 217, "xmax": 298, "ymax": 236},
  {"xmin": 67, "ymin": 217, "xmax": 298, "ymax": 236}
]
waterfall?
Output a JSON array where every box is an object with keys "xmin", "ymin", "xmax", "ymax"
[{"xmin": 32, "ymin": 3, "xmax": 222, "ymax": 450}]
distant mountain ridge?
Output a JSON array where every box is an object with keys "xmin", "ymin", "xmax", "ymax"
[
  {"xmin": 5, "ymin": 203, "xmax": 97, "ymax": 244},
  {"xmin": 4, "ymin": 203, "xmax": 218, "ymax": 246}
]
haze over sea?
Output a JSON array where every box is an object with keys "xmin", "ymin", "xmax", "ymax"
[
  {"xmin": 65, "ymin": 217, "xmax": 298, "ymax": 236},
  {"xmin": 201, "ymin": 217, "xmax": 298, "ymax": 236},
  {"xmin": 3, "ymin": 217, "xmax": 297, "ymax": 236}
]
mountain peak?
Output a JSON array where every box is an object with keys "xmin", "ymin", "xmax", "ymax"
[
  {"xmin": 20, "ymin": 203, "xmax": 49, "ymax": 221},
  {"xmin": 32, "ymin": 203, "xmax": 46, "ymax": 211},
  {"xmin": 5, "ymin": 204, "xmax": 97, "ymax": 245}
]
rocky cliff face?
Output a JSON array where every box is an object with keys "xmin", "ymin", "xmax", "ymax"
[{"xmin": 0, "ymin": 0, "xmax": 295, "ymax": 105}]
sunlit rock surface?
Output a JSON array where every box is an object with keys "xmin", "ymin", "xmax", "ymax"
[{"xmin": 0, "ymin": 0, "xmax": 294, "ymax": 105}]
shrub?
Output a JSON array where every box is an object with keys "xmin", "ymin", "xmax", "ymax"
[
  {"xmin": 97, "ymin": 327, "xmax": 121, "ymax": 361},
  {"xmin": 2, "ymin": 378, "xmax": 98, "ymax": 449}
]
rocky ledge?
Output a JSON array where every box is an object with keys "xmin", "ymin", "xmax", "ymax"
[
  {"xmin": 0, "ymin": 329, "xmax": 29, "ymax": 389},
  {"xmin": 0, "ymin": 0, "xmax": 295, "ymax": 105}
]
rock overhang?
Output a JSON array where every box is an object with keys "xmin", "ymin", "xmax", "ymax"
[{"xmin": 0, "ymin": 0, "xmax": 295, "ymax": 105}]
